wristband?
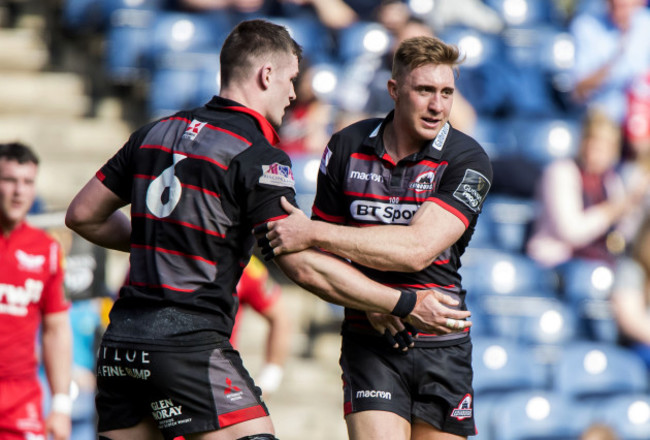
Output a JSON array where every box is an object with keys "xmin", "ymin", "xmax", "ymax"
[
  {"xmin": 51, "ymin": 393, "xmax": 72, "ymax": 415},
  {"xmin": 390, "ymin": 291, "xmax": 417, "ymax": 318}
]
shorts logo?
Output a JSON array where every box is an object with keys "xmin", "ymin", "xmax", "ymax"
[
  {"xmin": 450, "ymin": 394, "xmax": 473, "ymax": 420},
  {"xmin": 259, "ymin": 163, "xmax": 295, "ymax": 188},
  {"xmin": 355, "ymin": 389, "xmax": 392, "ymax": 400},
  {"xmin": 224, "ymin": 377, "xmax": 244, "ymax": 401},
  {"xmin": 409, "ymin": 170, "xmax": 436, "ymax": 192},
  {"xmin": 182, "ymin": 119, "xmax": 207, "ymax": 140},
  {"xmin": 453, "ymin": 169, "xmax": 491, "ymax": 212}
]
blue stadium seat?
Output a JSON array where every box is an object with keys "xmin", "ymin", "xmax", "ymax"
[
  {"xmin": 480, "ymin": 295, "xmax": 577, "ymax": 347},
  {"xmin": 507, "ymin": 116, "xmax": 581, "ymax": 166},
  {"xmin": 472, "ymin": 336, "xmax": 548, "ymax": 397},
  {"xmin": 491, "ymin": 390, "xmax": 590, "ymax": 440},
  {"xmin": 479, "ymin": 195, "xmax": 537, "ymax": 253},
  {"xmin": 557, "ymin": 258, "xmax": 618, "ymax": 342},
  {"xmin": 592, "ymin": 394, "xmax": 650, "ymax": 440},
  {"xmin": 552, "ymin": 341, "xmax": 648, "ymax": 401},
  {"xmin": 61, "ymin": 0, "xmax": 104, "ymax": 33},
  {"xmin": 290, "ymin": 153, "xmax": 321, "ymax": 217},
  {"xmin": 145, "ymin": 12, "xmax": 230, "ymax": 118},
  {"xmin": 484, "ymin": 0, "xmax": 563, "ymax": 27},
  {"xmin": 267, "ymin": 16, "xmax": 335, "ymax": 64},
  {"xmin": 103, "ymin": 2, "xmax": 161, "ymax": 84},
  {"xmin": 459, "ymin": 249, "xmax": 559, "ymax": 297},
  {"xmin": 335, "ymin": 21, "xmax": 392, "ymax": 65}
]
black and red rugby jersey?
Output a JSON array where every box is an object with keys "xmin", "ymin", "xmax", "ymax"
[
  {"xmin": 97, "ymin": 96, "xmax": 297, "ymax": 347},
  {"xmin": 314, "ymin": 112, "xmax": 492, "ymax": 346}
]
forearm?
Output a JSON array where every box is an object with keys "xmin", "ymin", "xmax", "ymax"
[
  {"xmin": 275, "ymin": 249, "xmax": 402, "ymax": 313},
  {"xmin": 42, "ymin": 316, "xmax": 72, "ymax": 397}
]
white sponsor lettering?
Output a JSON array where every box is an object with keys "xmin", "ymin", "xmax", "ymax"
[
  {"xmin": 349, "ymin": 170, "xmax": 384, "ymax": 183},
  {"xmin": 0, "ymin": 279, "xmax": 44, "ymax": 316},
  {"xmin": 15, "ymin": 249, "xmax": 45, "ymax": 271},
  {"xmin": 259, "ymin": 163, "xmax": 295, "ymax": 188},
  {"xmin": 151, "ymin": 399, "xmax": 184, "ymax": 422},
  {"xmin": 356, "ymin": 390, "xmax": 392, "ymax": 400},
  {"xmin": 350, "ymin": 200, "xmax": 418, "ymax": 224}
]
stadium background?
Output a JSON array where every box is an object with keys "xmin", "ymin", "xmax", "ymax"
[{"xmin": 2, "ymin": 0, "xmax": 650, "ymax": 439}]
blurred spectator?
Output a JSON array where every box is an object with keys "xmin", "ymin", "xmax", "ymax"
[
  {"xmin": 0, "ymin": 142, "xmax": 72, "ymax": 440},
  {"xmin": 569, "ymin": 0, "xmax": 650, "ymax": 124},
  {"xmin": 374, "ymin": 0, "xmax": 411, "ymax": 36},
  {"xmin": 277, "ymin": 60, "xmax": 336, "ymax": 155},
  {"xmin": 363, "ymin": 16, "xmax": 478, "ymax": 134},
  {"xmin": 611, "ymin": 214, "xmax": 650, "ymax": 369},
  {"xmin": 526, "ymin": 110, "xmax": 647, "ymax": 268},
  {"xmin": 231, "ymin": 256, "xmax": 291, "ymax": 395},
  {"xmin": 580, "ymin": 423, "xmax": 620, "ymax": 440},
  {"xmin": 418, "ymin": 0, "xmax": 505, "ymax": 34},
  {"xmin": 277, "ymin": 0, "xmax": 358, "ymax": 30},
  {"xmin": 616, "ymin": 71, "xmax": 650, "ymax": 239}
]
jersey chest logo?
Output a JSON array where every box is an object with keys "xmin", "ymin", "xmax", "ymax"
[{"xmin": 15, "ymin": 249, "xmax": 45, "ymax": 272}]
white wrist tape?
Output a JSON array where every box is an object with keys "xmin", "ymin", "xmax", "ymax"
[{"xmin": 51, "ymin": 393, "xmax": 72, "ymax": 415}]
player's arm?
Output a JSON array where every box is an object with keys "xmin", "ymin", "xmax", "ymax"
[
  {"xmin": 265, "ymin": 197, "xmax": 465, "ymax": 272},
  {"xmin": 272, "ymin": 248, "xmax": 470, "ymax": 335},
  {"xmin": 42, "ymin": 310, "xmax": 72, "ymax": 440},
  {"xmin": 65, "ymin": 176, "xmax": 131, "ymax": 252}
]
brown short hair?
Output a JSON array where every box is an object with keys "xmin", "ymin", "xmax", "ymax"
[
  {"xmin": 391, "ymin": 36, "xmax": 463, "ymax": 81},
  {"xmin": 220, "ymin": 19, "xmax": 303, "ymax": 88},
  {"xmin": 0, "ymin": 142, "xmax": 39, "ymax": 165}
]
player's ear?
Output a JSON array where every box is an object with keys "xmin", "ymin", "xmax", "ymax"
[
  {"xmin": 259, "ymin": 62, "xmax": 273, "ymax": 90},
  {"xmin": 387, "ymin": 79, "xmax": 398, "ymax": 101}
]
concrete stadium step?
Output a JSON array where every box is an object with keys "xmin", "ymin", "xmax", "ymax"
[
  {"xmin": 0, "ymin": 25, "xmax": 49, "ymax": 71},
  {"xmin": 0, "ymin": 70, "xmax": 90, "ymax": 116}
]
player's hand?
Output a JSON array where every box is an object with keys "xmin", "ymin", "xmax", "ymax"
[
  {"xmin": 256, "ymin": 196, "xmax": 314, "ymax": 259},
  {"xmin": 367, "ymin": 312, "xmax": 418, "ymax": 351},
  {"xmin": 46, "ymin": 411, "xmax": 71, "ymax": 440},
  {"xmin": 404, "ymin": 290, "xmax": 472, "ymax": 335}
]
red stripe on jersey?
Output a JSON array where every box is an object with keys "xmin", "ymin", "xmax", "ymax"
[
  {"xmin": 181, "ymin": 182, "xmax": 220, "ymax": 199},
  {"xmin": 251, "ymin": 214, "xmax": 289, "ymax": 229},
  {"xmin": 350, "ymin": 152, "xmax": 379, "ymax": 161},
  {"xmin": 140, "ymin": 144, "xmax": 229, "ymax": 170},
  {"xmin": 134, "ymin": 174, "xmax": 155, "ymax": 180},
  {"xmin": 204, "ymin": 124, "xmax": 252, "ymax": 145},
  {"xmin": 217, "ymin": 405, "xmax": 268, "ymax": 427},
  {"xmin": 163, "ymin": 116, "xmax": 192, "ymax": 124},
  {"xmin": 312, "ymin": 205, "xmax": 345, "ymax": 223},
  {"xmin": 131, "ymin": 213, "xmax": 225, "ymax": 238},
  {"xmin": 434, "ymin": 259, "xmax": 450, "ymax": 265},
  {"xmin": 131, "ymin": 244, "xmax": 217, "ymax": 265},
  {"xmin": 342, "ymin": 191, "xmax": 425, "ymax": 203},
  {"xmin": 344, "ymin": 401, "xmax": 353, "ymax": 416},
  {"xmin": 96, "ymin": 170, "xmax": 106, "ymax": 181},
  {"xmin": 386, "ymin": 282, "xmax": 456, "ymax": 289},
  {"xmin": 129, "ymin": 281, "xmax": 196, "ymax": 292},
  {"xmin": 427, "ymin": 198, "xmax": 470, "ymax": 227},
  {"xmin": 419, "ymin": 159, "xmax": 447, "ymax": 169},
  {"xmin": 224, "ymin": 106, "xmax": 280, "ymax": 145}
]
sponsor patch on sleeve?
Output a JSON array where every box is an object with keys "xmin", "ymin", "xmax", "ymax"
[
  {"xmin": 259, "ymin": 163, "xmax": 295, "ymax": 188},
  {"xmin": 319, "ymin": 146, "xmax": 332, "ymax": 175},
  {"xmin": 453, "ymin": 169, "xmax": 491, "ymax": 212}
]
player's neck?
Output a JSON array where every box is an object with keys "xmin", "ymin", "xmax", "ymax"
[{"xmin": 383, "ymin": 122, "xmax": 419, "ymax": 162}]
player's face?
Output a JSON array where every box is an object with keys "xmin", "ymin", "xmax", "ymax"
[
  {"xmin": 267, "ymin": 53, "xmax": 299, "ymax": 127},
  {"xmin": 390, "ymin": 63, "xmax": 455, "ymax": 144},
  {"xmin": 0, "ymin": 159, "xmax": 37, "ymax": 231}
]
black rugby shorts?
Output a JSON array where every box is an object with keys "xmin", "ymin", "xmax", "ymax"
[
  {"xmin": 340, "ymin": 335, "xmax": 476, "ymax": 437},
  {"xmin": 95, "ymin": 341, "xmax": 269, "ymax": 439}
]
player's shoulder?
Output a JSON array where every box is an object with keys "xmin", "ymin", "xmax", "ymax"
[
  {"xmin": 329, "ymin": 117, "xmax": 383, "ymax": 152},
  {"xmin": 446, "ymin": 126, "xmax": 489, "ymax": 159}
]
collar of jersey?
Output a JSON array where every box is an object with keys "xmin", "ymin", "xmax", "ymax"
[
  {"xmin": 207, "ymin": 96, "xmax": 280, "ymax": 146},
  {"xmin": 364, "ymin": 111, "xmax": 448, "ymax": 164}
]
